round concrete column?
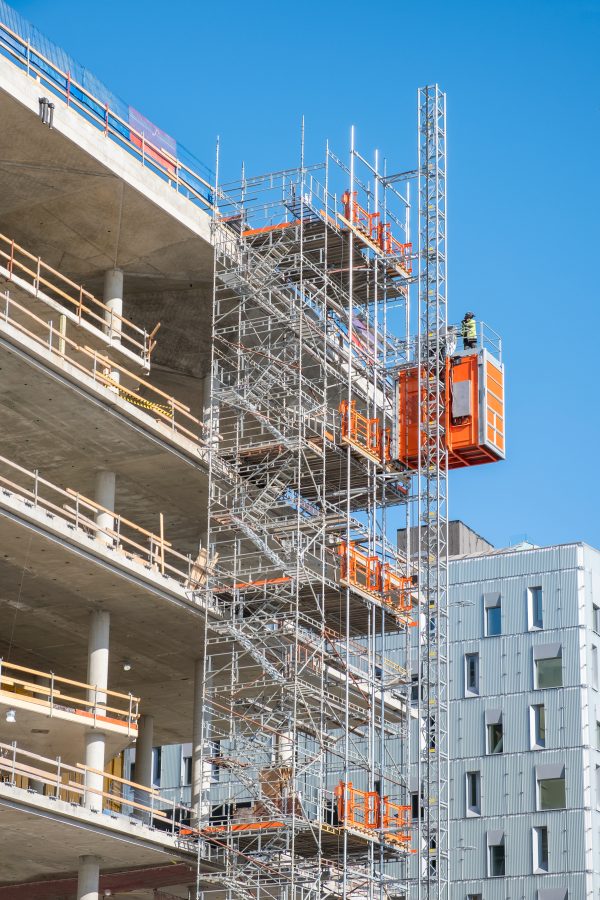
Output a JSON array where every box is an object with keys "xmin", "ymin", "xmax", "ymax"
[
  {"xmin": 77, "ymin": 854, "xmax": 100, "ymax": 900},
  {"xmin": 94, "ymin": 470, "xmax": 115, "ymax": 544},
  {"xmin": 85, "ymin": 609, "xmax": 110, "ymax": 812},
  {"xmin": 133, "ymin": 713, "xmax": 154, "ymax": 821},
  {"xmin": 103, "ymin": 268, "xmax": 123, "ymax": 343}
]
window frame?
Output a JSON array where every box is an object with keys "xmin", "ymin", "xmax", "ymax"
[
  {"xmin": 537, "ymin": 776, "xmax": 566, "ymax": 811},
  {"xmin": 528, "ymin": 585, "xmax": 543, "ymax": 630},
  {"xmin": 485, "ymin": 604, "xmax": 502, "ymax": 637},
  {"xmin": 530, "ymin": 703, "xmax": 546, "ymax": 749},
  {"xmin": 466, "ymin": 770, "xmax": 481, "ymax": 817},
  {"xmin": 486, "ymin": 720, "xmax": 504, "ymax": 755},
  {"xmin": 487, "ymin": 838, "xmax": 505, "ymax": 878},
  {"xmin": 532, "ymin": 824, "xmax": 549, "ymax": 873},
  {"xmin": 534, "ymin": 647, "xmax": 563, "ymax": 690},
  {"xmin": 464, "ymin": 651, "xmax": 480, "ymax": 696}
]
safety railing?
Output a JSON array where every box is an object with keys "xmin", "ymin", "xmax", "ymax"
[
  {"xmin": 341, "ymin": 191, "xmax": 412, "ymax": 271},
  {"xmin": 0, "ymin": 233, "xmax": 158, "ymax": 365},
  {"xmin": 448, "ymin": 319, "xmax": 503, "ymax": 362},
  {"xmin": 0, "ymin": 740, "xmax": 191, "ymax": 834},
  {"xmin": 0, "ymin": 659, "xmax": 139, "ymax": 732},
  {"xmin": 0, "ymin": 291, "xmax": 204, "ymax": 444},
  {"xmin": 0, "ymin": 19, "xmax": 214, "ymax": 212},
  {"xmin": 338, "ymin": 541, "xmax": 413, "ymax": 617},
  {"xmin": 339, "ymin": 399, "xmax": 389, "ymax": 464},
  {"xmin": 334, "ymin": 780, "xmax": 411, "ymax": 846},
  {"xmin": 0, "ymin": 453, "xmax": 206, "ymax": 590}
]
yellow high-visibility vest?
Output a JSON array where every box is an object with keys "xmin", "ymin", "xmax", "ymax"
[{"xmin": 462, "ymin": 318, "xmax": 476, "ymax": 340}]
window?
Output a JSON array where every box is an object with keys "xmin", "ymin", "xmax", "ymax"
[
  {"xmin": 593, "ymin": 604, "xmax": 600, "ymax": 634},
  {"xmin": 533, "ymin": 825, "xmax": 549, "ymax": 873},
  {"xmin": 534, "ymin": 645, "xmax": 563, "ymax": 689},
  {"xmin": 537, "ymin": 765, "xmax": 566, "ymax": 810},
  {"xmin": 182, "ymin": 755, "xmax": 192, "ymax": 786},
  {"xmin": 210, "ymin": 740, "xmax": 222, "ymax": 783},
  {"xmin": 465, "ymin": 652, "xmax": 479, "ymax": 696},
  {"xmin": 466, "ymin": 771, "xmax": 481, "ymax": 816},
  {"xmin": 593, "ymin": 645, "xmax": 599, "ymax": 690},
  {"xmin": 486, "ymin": 710, "xmax": 503, "ymax": 754},
  {"xmin": 487, "ymin": 833, "xmax": 505, "ymax": 877},
  {"xmin": 529, "ymin": 585, "xmax": 543, "ymax": 629},
  {"xmin": 530, "ymin": 704, "xmax": 546, "ymax": 749},
  {"xmin": 411, "ymin": 672, "xmax": 420, "ymax": 705},
  {"xmin": 467, "ymin": 895, "xmax": 482, "ymax": 900},
  {"xmin": 152, "ymin": 747, "xmax": 162, "ymax": 787},
  {"xmin": 596, "ymin": 766, "xmax": 600, "ymax": 809},
  {"xmin": 484, "ymin": 593, "xmax": 502, "ymax": 636}
]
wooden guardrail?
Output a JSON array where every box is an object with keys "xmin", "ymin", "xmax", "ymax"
[
  {"xmin": 0, "ymin": 233, "xmax": 157, "ymax": 364},
  {"xmin": 0, "ymin": 291, "xmax": 204, "ymax": 444},
  {"xmin": 0, "ymin": 659, "xmax": 139, "ymax": 732},
  {"xmin": 0, "ymin": 453, "xmax": 204, "ymax": 589}
]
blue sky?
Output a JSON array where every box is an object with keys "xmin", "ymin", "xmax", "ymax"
[{"xmin": 11, "ymin": 0, "xmax": 600, "ymax": 550}]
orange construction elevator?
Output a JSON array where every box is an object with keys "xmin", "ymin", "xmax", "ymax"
[{"xmin": 395, "ymin": 346, "xmax": 505, "ymax": 470}]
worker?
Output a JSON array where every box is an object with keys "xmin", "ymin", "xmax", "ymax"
[{"xmin": 461, "ymin": 311, "xmax": 477, "ymax": 350}]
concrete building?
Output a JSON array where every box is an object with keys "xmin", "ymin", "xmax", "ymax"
[{"xmin": 420, "ymin": 525, "xmax": 600, "ymax": 899}]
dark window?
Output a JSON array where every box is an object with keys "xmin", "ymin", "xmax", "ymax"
[
  {"xmin": 486, "ymin": 604, "xmax": 501, "ymax": 636},
  {"xmin": 183, "ymin": 756, "xmax": 192, "ymax": 786},
  {"xmin": 487, "ymin": 721, "xmax": 503, "ymax": 754},
  {"xmin": 465, "ymin": 652, "xmax": 479, "ymax": 695},
  {"xmin": 466, "ymin": 771, "xmax": 481, "ymax": 816},
  {"xmin": 152, "ymin": 747, "xmax": 162, "ymax": 787},
  {"xmin": 529, "ymin": 586, "xmax": 543, "ymax": 629},
  {"xmin": 538, "ymin": 777, "xmax": 566, "ymax": 810},
  {"xmin": 488, "ymin": 840, "xmax": 505, "ymax": 877},
  {"xmin": 535, "ymin": 656, "xmax": 562, "ymax": 689},
  {"xmin": 531, "ymin": 704, "xmax": 546, "ymax": 748},
  {"xmin": 533, "ymin": 825, "xmax": 549, "ymax": 872}
]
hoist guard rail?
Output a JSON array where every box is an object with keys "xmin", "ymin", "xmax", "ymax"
[
  {"xmin": 0, "ymin": 18, "xmax": 214, "ymax": 213},
  {"xmin": 0, "ymin": 658, "xmax": 139, "ymax": 732},
  {"xmin": 339, "ymin": 399, "xmax": 390, "ymax": 464},
  {"xmin": 0, "ymin": 232, "xmax": 157, "ymax": 364},
  {"xmin": 0, "ymin": 453, "xmax": 204, "ymax": 589},
  {"xmin": 0, "ymin": 739, "xmax": 194, "ymax": 834},
  {"xmin": 338, "ymin": 541, "xmax": 413, "ymax": 614},
  {"xmin": 334, "ymin": 781, "xmax": 411, "ymax": 845},
  {"xmin": 0, "ymin": 290, "xmax": 204, "ymax": 443}
]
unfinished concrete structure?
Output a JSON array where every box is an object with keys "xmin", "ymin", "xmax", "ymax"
[{"xmin": 0, "ymin": 3, "xmax": 505, "ymax": 898}]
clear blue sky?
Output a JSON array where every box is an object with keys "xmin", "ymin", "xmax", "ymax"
[{"xmin": 12, "ymin": 0, "xmax": 600, "ymax": 550}]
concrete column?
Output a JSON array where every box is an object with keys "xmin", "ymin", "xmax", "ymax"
[
  {"xmin": 94, "ymin": 469, "xmax": 115, "ymax": 544},
  {"xmin": 133, "ymin": 714, "xmax": 154, "ymax": 821},
  {"xmin": 103, "ymin": 268, "xmax": 123, "ymax": 343},
  {"xmin": 77, "ymin": 854, "xmax": 100, "ymax": 900},
  {"xmin": 85, "ymin": 609, "xmax": 110, "ymax": 812},
  {"xmin": 103, "ymin": 268, "xmax": 123, "ymax": 386}
]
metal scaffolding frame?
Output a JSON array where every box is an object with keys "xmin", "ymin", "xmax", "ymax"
[{"xmin": 194, "ymin": 85, "xmax": 449, "ymax": 900}]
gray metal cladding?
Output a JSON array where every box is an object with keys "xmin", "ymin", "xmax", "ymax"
[{"xmin": 160, "ymin": 744, "xmax": 183, "ymax": 790}]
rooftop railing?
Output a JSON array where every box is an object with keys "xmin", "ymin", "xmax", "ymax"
[{"xmin": 0, "ymin": 16, "xmax": 214, "ymax": 212}]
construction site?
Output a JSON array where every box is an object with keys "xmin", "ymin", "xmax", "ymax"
[{"xmin": 0, "ymin": 3, "xmax": 505, "ymax": 899}]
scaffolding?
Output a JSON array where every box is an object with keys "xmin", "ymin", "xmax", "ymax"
[{"xmin": 195, "ymin": 86, "xmax": 449, "ymax": 900}]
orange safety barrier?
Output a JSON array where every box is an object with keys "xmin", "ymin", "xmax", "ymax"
[
  {"xmin": 335, "ymin": 782, "xmax": 411, "ymax": 844},
  {"xmin": 378, "ymin": 223, "xmax": 413, "ymax": 273},
  {"xmin": 339, "ymin": 400, "xmax": 389, "ymax": 464},
  {"xmin": 381, "ymin": 565, "xmax": 413, "ymax": 613},
  {"xmin": 339, "ymin": 542, "xmax": 415, "ymax": 619},
  {"xmin": 339, "ymin": 541, "xmax": 381, "ymax": 594},
  {"xmin": 342, "ymin": 191, "xmax": 380, "ymax": 242}
]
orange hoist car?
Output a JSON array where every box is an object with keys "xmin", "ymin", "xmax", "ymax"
[
  {"xmin": 395, "ymin": 345, "xmax": 505, "ymax": 470},
  {"xmin": 334, "ymin": 781, "xmax": 411, "ymax": 846}
]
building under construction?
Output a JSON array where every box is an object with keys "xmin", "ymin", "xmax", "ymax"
[{"xmin": 0, "ymin": 3, "xmax": 505, "ymax": 899}]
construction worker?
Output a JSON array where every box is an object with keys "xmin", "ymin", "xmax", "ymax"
[{"xmin": 461, "ymin": 311, "xmax": 477, "ymax": 350}]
